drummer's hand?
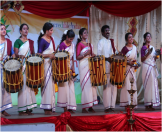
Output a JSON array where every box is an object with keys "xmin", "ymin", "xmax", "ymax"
[
  {"xmin": 85, "ymin": 50, "xmax": 91, "ymax": 56},
  {"xmin": 92, "ymin": 53, "xmax": 96, "ymax": 57},
  {"xmin": 128, "ymin": 61, "xmax": 134, "ymax": 66},
  {"xmin": 36, "ymin": 53, "xmax": 42, "ymax": 56},
  {"xmin": 106, "ymin": 57, "xmax": 112, "ymax": 63},
  {"xmin": 49, "ymin": 54, "xmax": 55, "ymax": 60},
  {"xmin": 20, "ymin": 55, "xmax": 25, "ymax": 60}
]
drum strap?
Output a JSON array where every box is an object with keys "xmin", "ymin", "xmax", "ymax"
[
  {"xmin": 50, "ymin": 37, "xmax": 56, "ymax": 51},
  {"xmin": 89, "ymin": 43, "xmax": 92, "ymax": 56},
  {"xmin": 6, "ymin": 38, "xmax": 12, "ymax": 56},
  {"xmin": 28, "ymin": 39, "xmax": 34, "ymax": 54},
  {"xmin": 110, "ymin": 39, "xmax": 115, "ymax": 54}
]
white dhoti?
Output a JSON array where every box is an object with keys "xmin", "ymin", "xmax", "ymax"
[{"xmin": 103, "ymin": 73, "xmax": 117, "ymax": 109}]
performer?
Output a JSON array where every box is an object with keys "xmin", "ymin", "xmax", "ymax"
[
  {"xmin": 38, "ymin": 22, "xmax": 56, "ymax": 115},
  {"xmin": 141, "ymin": 32, "xmax": 160, "ymax": 111},
  {"xmin": 57, "ymin": 29, "xmax": 76, "ymax": 113},
  {"xmin": 97, "ymin": 25, "xmax": 118, "ymax": 112},
  {"xmin": 76, "ymin": 28, "xmax": 98, "ymax": 113},
  {"xmin": 120, "ymin": 32, "xmax": 138, "ymax": 110},
  {"xmin": 0, "ymin": 23, "xmax": 15, "ymax": 117},
  {"xmin": 14, "ymin": 23, "xmax": 37, "ymax": 116}
]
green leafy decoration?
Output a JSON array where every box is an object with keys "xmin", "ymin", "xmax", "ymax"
[
  {"xmin": 1, "ymin": 15, "xmax": 11, "ymax": 34},
  {"xmin": 6, "ymin": 30, "xmax": 11, "ymax": 33}
]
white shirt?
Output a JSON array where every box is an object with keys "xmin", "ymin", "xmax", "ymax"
[
  {"xmin": 97, "ymin": 37, "xmax": 115, "ymax": 58},
  {"xmin": 97, "ymin": 37, "xmax": 116, "ymax": 74}
]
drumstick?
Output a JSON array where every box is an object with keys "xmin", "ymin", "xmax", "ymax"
[
  {"xmin": 115, "ymin": 46, "xmax": 120, "ymax": 54},
  {"xmin": 56, "ymin": 44, "xmax": 60, "ymax": 52}
]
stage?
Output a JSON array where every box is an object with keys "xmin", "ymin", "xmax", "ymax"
[
  {"xmin": 1, "ymin": 104, "xmax": 161, "ymax": 131},
  {"xmin": 3, "ymin": 104, "xmax": 161, "ymax": 119}
]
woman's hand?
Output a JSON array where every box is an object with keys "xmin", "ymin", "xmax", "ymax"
[
  {"xmin": 19, "ymin": 55, "xmax": 25, "ymax": 60},
  {"xmin": 49, "ymin": 54, "xmax": 55, "ymax": 60},
  {"xmin": 92, "ymin": 53, "xmax": 96, "ymax": 57},
  {"xmin": 36, "ymin": 53, "xmax": 42, "ymax": 56},
  {"xmin": 128, "ymin": 60, "xmax": 134, "ymax": 66},
  {"xmin": 84, "ymin": 49, "xmax": 91, "ymax": 56}
]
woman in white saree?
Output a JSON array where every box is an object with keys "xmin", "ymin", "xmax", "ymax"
[
  {"xmin": 38, "ymin": 22, "xmax": 56, "ymax": 115},
  {"xmin": 120, "ymin": 33, "xmax": 139, "ymax": 110},
  {"xmin": 0, "ymin": 24, "xmax": 15, "ymax": 117},
  {"xmin": 141, "ymin": 32, "xmax": 160, "ymax": 111},
  {"xmin": 57, "ymin": 29, "xmax": 77, "ymax": 114},
  {"xmin": 76, "ymin": 28, "xmax": 98, "ymax": 113},
  {"xmin": 14, "ymin": 24, "xmax": 37, "ymax": 116}
]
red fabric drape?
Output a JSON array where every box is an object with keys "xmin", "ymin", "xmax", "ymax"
[
  {"xmin": 93, "ymin": 1, "xmax": 161, "ymax": 17},
  {"xmin": 1, "ymin": 112, "xmax": 161, "ymax": 131},
  {"xmin": 22, "ymin": 1, "xmax": 90, "ymax": 19},
  {"xmin": 1, "ymin": 112, "xmax": 71, "ymax": 131},
  {"xmin": 21, "ymin": 1, "xmax": 161, "ymax": 18}
]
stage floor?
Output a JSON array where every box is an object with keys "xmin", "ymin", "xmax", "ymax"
[{"xmin": 4, "ymin": 104, "xmax": 161, "ymax": 119}]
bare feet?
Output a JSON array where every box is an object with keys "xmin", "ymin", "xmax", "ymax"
[
  {"xmin": 64, "ymin": 107, "xmax": 68, "ymax": 112},
  {"xmin": 3, "ymin": 111, "xmax": 11, "ymax": 116},
  {"xmin": 88, "ymin": 107, "xmax": 95, "ymax": 113},
  {"xmin": 19, "ymin": 112, "xmax": 28, "ymax": 116},
  {"xmin": 110, "ymin": 108, "xmax": 115, "ymax": 112},
  {"xmin": 149, "ymin": 106, "xmax": 155, "ymax": 111},
  {"xmin": 1, "ymin": 113, "xmax": 5, "ymax": 117},
  {"xmin": 82, "ymin": 108, "xmax": 88, "ymax": 113},
  {"xmin": 44, "ymin": 111, "xmax": 55, "ymax": 115},
  {"xmin": 26, "ymin": 109, "xmax": 34, "ymax": 115},
  {"xmin": 68, "ymin": 110, "xmax": 75, "ymax": 114},
  {"xmin": 145, "ymin": 106, "xmax": 155, "ymax": 111},
  {"xmin": 104, "ymin": 108, "xmax": 111, "ymax": 113}
]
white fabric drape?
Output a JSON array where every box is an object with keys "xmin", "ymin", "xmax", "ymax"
[{"xmin": 89, "ymin": 5, "xmax": 161, "ymax": 104}]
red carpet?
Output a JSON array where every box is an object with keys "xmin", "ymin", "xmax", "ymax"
[{"xmin": 1, "ymin": 111, "xmax": 161, "ymax": 131}]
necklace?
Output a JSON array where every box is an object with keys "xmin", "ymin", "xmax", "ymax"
[
  {"xmin": 81, "ymin": 41, "xmax": 89, "ymax": 46},
  {"xmin": 81, "ymin": 41, "xmax": 87, "ymax": 44},
  {"xmin": 64, "ymin": 41, "xmax": 71, "ymax": 47},
  {"xmin": 0, "ymin": 39, "xmax": 6, "ymax": 44},
  {"xmin": 21, "ymin": 37, "xmax": 28, "ymax": 42},
  {"xmin": 46, "ymin": 37, "xmax": 51, "ymax": 40}
]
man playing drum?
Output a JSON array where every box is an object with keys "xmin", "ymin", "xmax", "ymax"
[{"xmin": 97, "ymin": 25, "xmax": 118, "ymax": 113}]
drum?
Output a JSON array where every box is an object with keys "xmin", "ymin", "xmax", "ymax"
[
  {"xmin": 52, "ymin": 50, "xmax": 71, "ymax": 83},
  {"xmin": 3, "ymin": 57, "xmax": 23, "ymax": 93},
  {"xmin": 110, "ymin": 54, "xmax": 127, "ymax": 88},
  {"xmin": 89, "ymin": 55, "xmax": 107, "ymax": 86},
  {"xmin": 26, "ymin": 54, "xmax": 44, "ymax": 88}
]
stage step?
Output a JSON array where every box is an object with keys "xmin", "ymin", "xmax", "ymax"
[{"xmin": 1, "ymin": 122, "xmax": 55, "ymax": 131}]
